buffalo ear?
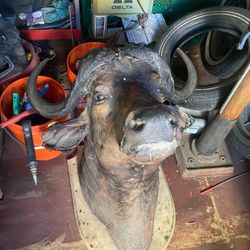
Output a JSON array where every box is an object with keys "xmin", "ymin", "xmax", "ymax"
[{"xmin": 42, "ymin": 109, "xmax": 89, "ymax": 151}]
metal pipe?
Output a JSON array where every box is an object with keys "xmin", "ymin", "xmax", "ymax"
[{"xmin": 195, "ymin": 63, "xmax": 250, "ymax": 156}]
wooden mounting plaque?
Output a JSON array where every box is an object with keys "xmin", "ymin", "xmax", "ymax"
[{"xmin": 67, "ymin": 149, "xmax": 176, "ymax": 250}]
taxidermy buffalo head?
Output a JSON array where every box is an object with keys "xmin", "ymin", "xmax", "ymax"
[
  {"xmin": 27, "ymin": 45, "xmax": 196, "ymax": 158},
  {"xmin": 27, "ymin": 45, "xmax": 196, "ymax": 249}
]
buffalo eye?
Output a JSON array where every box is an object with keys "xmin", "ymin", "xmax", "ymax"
[{"xmin": 94, "ymin": 92, "xmax": 108, "ymax": 104}]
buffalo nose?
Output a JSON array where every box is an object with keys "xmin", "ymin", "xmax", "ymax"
[
  {"xmin": 129, "ymin": 119, "xmax": 146, "ymax": 132},
  {"xmin": 170, "ymin": 119, "xmax": 178, "ymax": 129}
]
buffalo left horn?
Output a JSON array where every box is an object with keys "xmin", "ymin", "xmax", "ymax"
[{"xmin": 26, "ymin": 48, "xmax": 117, "ymax": 119}]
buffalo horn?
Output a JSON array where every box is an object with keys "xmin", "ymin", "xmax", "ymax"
[
  {"xmin": 26, "ymin": 47, "xmax": 117, "ymax": 119},
  {"xmin": 168, "ymin": 48, "xmax": 197, "ymax": 104}
]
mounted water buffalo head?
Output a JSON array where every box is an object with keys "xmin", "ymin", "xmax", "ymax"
[
  {"xmin": 27, "ymin": 44, "xmax": 196, "ymax": 250},
  {"xmin": 27, "ymin": 45, "xmax": 196, "ymax": 164}
]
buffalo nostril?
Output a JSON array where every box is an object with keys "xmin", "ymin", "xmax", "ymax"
[
  {"xmin": 170, "ymin": 120, "xmax": 178, "ymax": 128},
  {"xmin": 130, "ymin": 119, "xmax": 145, "ymax": 131}
]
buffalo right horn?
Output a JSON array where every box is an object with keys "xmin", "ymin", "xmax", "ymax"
[{"xmin": 166, "ymin": 48, "xmax": 197, "ymax": 104}]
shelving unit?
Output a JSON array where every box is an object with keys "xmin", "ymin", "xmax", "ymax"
[{"xmin": 20, "ymin": 0, "xmax": 82, "ymax": 41}]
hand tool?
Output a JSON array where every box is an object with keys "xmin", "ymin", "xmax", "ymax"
[{"xmin": 22, "ymin": 120, "xmax": 38, "ymax": 185}]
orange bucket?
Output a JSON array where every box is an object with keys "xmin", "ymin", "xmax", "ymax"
[
  {"xmin": 0, "ymin": 76, "xmax": 68, "ymax": 161},
  {"xmin": 67, "ymin": 42, "xmax": 106, "ymax": 84}
]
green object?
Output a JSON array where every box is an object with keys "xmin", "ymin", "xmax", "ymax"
[
  {"xmin": 13, "ymin": 93, "xmax": 21, "ymax": 116},
  {"xmin": 42, "ymin": 0, "xmax": 70, "ymax": 23},
  {"xmin": 152, "ymin": 0, "xmax": 221, "ymax": 24},
  {"xmin": 81, "ymin": 0, "xmax": 92, "ymax": 37},
  {"xmin": 152, "ymin": 0, "xmax": 221, "ymax": 46}
]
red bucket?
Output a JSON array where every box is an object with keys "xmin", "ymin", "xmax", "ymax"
[
  {"xmin": 67, "ymin": 42, "xmax": 106, "ymax": 84},
  {"xmin": 0, "ymin": 76, "xmax": 68, "ymax": 160}
]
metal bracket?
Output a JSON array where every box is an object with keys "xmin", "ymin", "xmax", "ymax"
[{"xmin": 175, "ymin": 135, "xmax": 233, "ymax": 178}]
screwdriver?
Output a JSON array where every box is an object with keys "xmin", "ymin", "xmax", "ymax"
[{"xmin": 22, "ymin": 120, "xmax": 38, "ymax": 185}]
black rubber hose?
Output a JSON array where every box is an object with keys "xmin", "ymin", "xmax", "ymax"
[
  {"xmin": 200, "ymin": 0, "xmax": 250, "ymax": 79},
  {"xmin": 156, "ymin": 6, "xmax": 250, "ymax": 112}
]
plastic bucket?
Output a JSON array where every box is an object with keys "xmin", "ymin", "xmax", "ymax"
[
  {"xmin": 67, "ymin": 42, "xmax": 106, "ymax": 84},
  {"xmin": 0, "ymin": 76, "xmax": 68, "ymax": 161}
]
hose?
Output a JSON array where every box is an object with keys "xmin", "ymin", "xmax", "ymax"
[
  {"xmin": 156, "ymin": 6, "xmax": 250, "ymax": 112},
  {"xmin": 0, "ymin": 110, "xmax": 36, "ymax": 129},
  {"xmin": 200, "ymin": 0, "xmax": 250, "ymax": 79}
]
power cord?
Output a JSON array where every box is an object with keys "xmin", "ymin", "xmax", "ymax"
[{"xmin": 106, "ymin": 0, "xmax": 149, "ymax": 46}]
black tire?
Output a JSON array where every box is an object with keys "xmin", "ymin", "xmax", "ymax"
[
  {"xmin": 201, "ymin": 0, "xmax": 250, "ymax": 79},
  {"xmin": 156, "ymin": 6, "xmax": 250, "ymax": 111},
  {"xmin": 227, "ymin": 103, "xmax": 250, "ymax": 159},
  {"xmin": 221, "ymin": 0, "xmax": 250, "ymax": 7},
  {"xmin": 200, "ymin": 31, "xmax": 247, "ymax": 79}
]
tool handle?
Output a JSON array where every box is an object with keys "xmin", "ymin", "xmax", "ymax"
[
  {"xmin": 220, "ymin": 63, "xmax": 250, "ymax": 121},
  {"xmin": 22, "ymin": 120, "xmax": 36, "ymax": 165}
]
